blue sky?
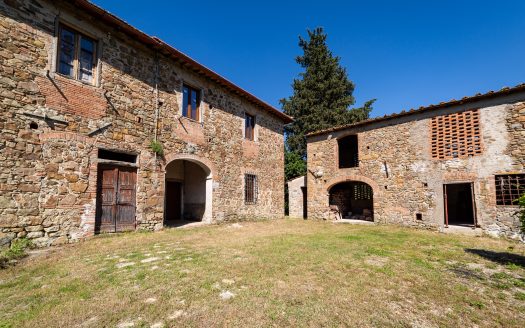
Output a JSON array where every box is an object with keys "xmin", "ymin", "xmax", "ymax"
[{"xmin": 92, "ymin": 0, "xmax": 525, "ymax": 118}]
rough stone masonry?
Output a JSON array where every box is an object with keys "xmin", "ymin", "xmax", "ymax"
[
  {"xmin": 305, "ymin": 88, "xmax": 525, "ymax": 240},
  {"xmin": 0, "ymin": 0, "xmax": 292, "ymax": 247}
]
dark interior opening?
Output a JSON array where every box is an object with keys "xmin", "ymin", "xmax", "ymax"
[
  {"xmin": 29, "ymin": 121, "xmax": 38, "ymax": 129},
  {"xmin": 338, "ymin": 135, "xmax": 359, "ymax": 168},
  {"xmin": 444, "ymin": 183, "xmax": 475, "ymax": 226},
  {"xmin": 98, "ymin": 149, "xmax": 137, "ymax": 163},
  {"xmin": 329, "ymin": 181, "xmax": 373, "ymax": 221},
  {"xmin": 301, "ymin": 186, "xmax": 307, "ymax": 219},
  {"xmin": 164, "ymin": 160, "xmax": 208, "ymax": 226}
]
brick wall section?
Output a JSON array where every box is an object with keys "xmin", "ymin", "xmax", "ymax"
[
  {"xmin": 35, "ymin": 75, "xmax": 107, "ymax": 119},
  {"xmin": 0, "ymin": 0, "xmax": 286, "ymax": 247},
  {"xmin": 306, "ymin": 97, "xmax": 525, "ymax": 240}
]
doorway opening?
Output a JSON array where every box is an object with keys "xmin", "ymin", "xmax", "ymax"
[
  {"xmin": 164, "ymin": 159, "xmax": 212, "ymax": 226},
  {"xmin": 444, "ymin": 183, "xmax": 476, "ymax": 227},
  {"xmin": 329, "ymin": 181, "xmax": 373, "ymax": 221}
]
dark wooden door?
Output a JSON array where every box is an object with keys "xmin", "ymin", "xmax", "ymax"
[
  {"xmin": 96, "ymin": 165, "xmax": 137, "ymax": 233},
  {"xmin": 165, "ymin": 181, "xmax": 182, "ymax": 225}
]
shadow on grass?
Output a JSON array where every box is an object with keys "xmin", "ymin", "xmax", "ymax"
[{"xmin": 465, "ymin": 249, "xmax": 525, "ymax": 267}]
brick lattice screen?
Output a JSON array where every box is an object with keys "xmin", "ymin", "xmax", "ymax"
[{"xmin": 431, "ymin": 109, "xmax": 482, "ymax": 159}]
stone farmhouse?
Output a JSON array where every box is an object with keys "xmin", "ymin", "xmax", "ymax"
[
  {"xmin": 299, "ymin": 85, "xmax": 525, "ymax": 239},
  {"xmin": 0, "ymin": 0, "xmax": 293, "ymax": 247}
]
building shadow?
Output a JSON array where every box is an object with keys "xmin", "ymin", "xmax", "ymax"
[{"xmin": 465, "ymin": 248, "xmax": 525, "ymax": 267}]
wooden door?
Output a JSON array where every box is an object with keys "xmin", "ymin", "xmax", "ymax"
[{"xmin": 96, "ymin": 165, "xmax": 137, "ymax": 233}]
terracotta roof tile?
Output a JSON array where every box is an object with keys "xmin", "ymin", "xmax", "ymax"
[
  {"xmin": 70, "ymin": 0, "xmax": 293, "ymax": 123},
  {"xmin": 307, "ymin": 83, "xmax": 525, "ymax": 137}
]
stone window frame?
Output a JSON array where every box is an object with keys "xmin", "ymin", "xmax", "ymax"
[
  {"xmin": 50, "ymin": 18, "xmax": 103, "ymax": 87},
  {"xmin": 179, "ymin": 81, "xmax": 205, "ymax": 124},
  {"xmin": 243, "ymin": 171, "xmax": 259, "ymax": 205},
  {"xmin": 242, "ymin": 111, "xmax": 258, "ymax": 142}
]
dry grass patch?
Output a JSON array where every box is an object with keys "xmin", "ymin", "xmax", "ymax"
[{"xmin": 1, "ymin": 219, "xmax": 525, "ymax": 327}]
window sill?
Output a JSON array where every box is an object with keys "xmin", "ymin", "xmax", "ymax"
[
  {"xmin": 50, "ymin": 71, "xmax": 99, "ymax": 89},
  {"xmin": 179, "ymin": 115, "xmax": 203, "ymax": 125}
]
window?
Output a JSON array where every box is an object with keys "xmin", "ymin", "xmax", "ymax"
[
  {"xmin": 338, "ymin": 135, "xmax": 358, "ymax": 168},
  {"xmin": 431, "ymin": 109, "xmax": 482, "ymax": 159},
  {"xmin": 98, "ymin": 149, "xmax": 137, "ymax": 164},
  {"xmin": 57, "ymin": 25, "xmax": 97, "ymax": 84},
  {"xmin": 245, "ymin": 113, "xmax": 255, "ymax": 141},
  {"xmin": 182, "ymin": 84, "xmax": 201, "ymax": 121},
  {"xmin": 495, "ymin": 174, "xmax": 525, "ymax": 205},
  {"xmin": 244, "ymin": 174, "xmax": 258, "ymax": 204}
]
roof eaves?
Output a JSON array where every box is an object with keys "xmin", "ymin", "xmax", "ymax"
[
  {"xmin": 307, "ymin": 83, "xmax": 525, "ymax": 137},
  {"xmin": 71, "ymin": 0, "xmax": 293, "ymax": 123}
]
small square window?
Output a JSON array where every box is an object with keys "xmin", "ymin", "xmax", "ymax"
[
  {"xmin": 245, "ymin": 174, "xmax": 258, "ymax": 204},
  {"xmin": 57, "ymin": 24, "xmax": 97, "ymax": 84},
  {"xmin": 495, "ymin": 174, "xmax": 525, "ymax": 205},
  {"xmin": 245, "ymin": 113, "xmax": 255, "ymax": 141},
  {"xmin": 182, "ymin": 84, "xmax": 201, "ymax": 121}
]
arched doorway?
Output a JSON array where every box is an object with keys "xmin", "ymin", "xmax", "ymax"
[
  {"xmin": 164, "ymin": 158, "xmax": 212, "ymax": 225},
  {"xmin": 329, "ymin": 181, "xmax": 374, "ymax": 221}
]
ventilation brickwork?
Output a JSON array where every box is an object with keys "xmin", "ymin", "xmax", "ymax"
[{"xmin": 431, "ymin": 109, "xmax": 482, "ymax": 159}]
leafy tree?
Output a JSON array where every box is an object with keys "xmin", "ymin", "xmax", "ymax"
[
  {"xmin": 285, "ymin": 150, "xmax": 306, "ymax": 181},
  {"xmin": 281, "ymin": 27, "xmax": 375, "ymax": 161}
]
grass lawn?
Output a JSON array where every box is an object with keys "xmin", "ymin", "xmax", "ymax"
[{"xmin": 1, "ymin": 219, "xmax": 525, "ymax": 327}]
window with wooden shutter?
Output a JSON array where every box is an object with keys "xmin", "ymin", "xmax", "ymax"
[
  {"xmin": 57, "ymin": 24, "xmax": 97, "ymax": 84},
  {"xmin": 245, "ymin": 113, "xmax": 255, "ymax": 141},
  {"xmin": 245, "ymin": 174, "xmax": 258, "ymax": 204},
  {"xmin": 182, "ymin": 84, "xmax": 201, "ymax": 121},
  {"xmin": 431, "ymin": 109, "xmax": 482, "ymax": 159}
]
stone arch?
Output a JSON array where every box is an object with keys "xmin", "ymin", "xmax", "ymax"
[
  {"xmin": 163, "ymin": 154, "xmax": 214, "ymax": 224},
  {"xmin": 325, "ymin": 174, "xmax": 382, "ymax": 198},
  {"xmin": 163, "ymin": 153, "xmax": 215, "ymax": 180},
  {"xmin": 324, "ymin": 174, "xmax": 382, "ymax": 222}
]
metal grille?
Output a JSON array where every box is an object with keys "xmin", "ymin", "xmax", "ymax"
[
  {"xmin": 245, "ymin": 174, "xmax": 258, "ymax": 204},
  {"xmin": 431, "ymin": 109, "xmax": 482, "ymax": 159},
  {"xmin": 353, "ymin": 183, "xmax": 372, "ymax": 200},
  {"xmin": 495, "ymin": 174, "xmax": 525, "ymax": 205}
]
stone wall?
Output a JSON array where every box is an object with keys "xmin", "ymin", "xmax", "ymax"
[
  {"xmin": 287, "ymin": 176, "xmax": 305, "ymax": 219},
  {"xmin": 306, "ymin": 94, "xmax": 525, "ymax": 240},
  {"xmin": 0, "ymin": 0, "xmax": 286, "ymax": 247}
]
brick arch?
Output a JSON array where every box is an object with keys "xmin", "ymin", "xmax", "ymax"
[
  {"xmin": 325, "ymin": 174, "xmax": 382, "ymax": 198},
  {"xmin": 163, "ymin": 153, "xmax": 215, "ymax": 179}
]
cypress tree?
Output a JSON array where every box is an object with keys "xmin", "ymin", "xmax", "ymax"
[{"xmin": 281, "ymin": 27, "xmax": 375, "ymax": 164}]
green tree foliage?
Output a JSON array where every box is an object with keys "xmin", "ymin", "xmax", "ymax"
[
  {"xmin": 285, "ymin": 150, "xmax": 307, "ymax": 181},
  {"xmin": 281, "ymin": 27, "xmax": 375, "ymax": 161}
]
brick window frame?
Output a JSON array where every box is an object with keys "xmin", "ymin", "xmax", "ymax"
[
  {"xmin": 244, "ymin": 173, "xmax": 258, "ymax": 205},
  {"xmin": 55, "ymin": 23, "xmax": 99, "ymax": 85},
  {"xmin": 495, "ymin": 174, "xmax": 525, "ymax": 206},
  {"xmin": 430, "ymin": 109, "xmax": 482, "ymax": 159}
]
